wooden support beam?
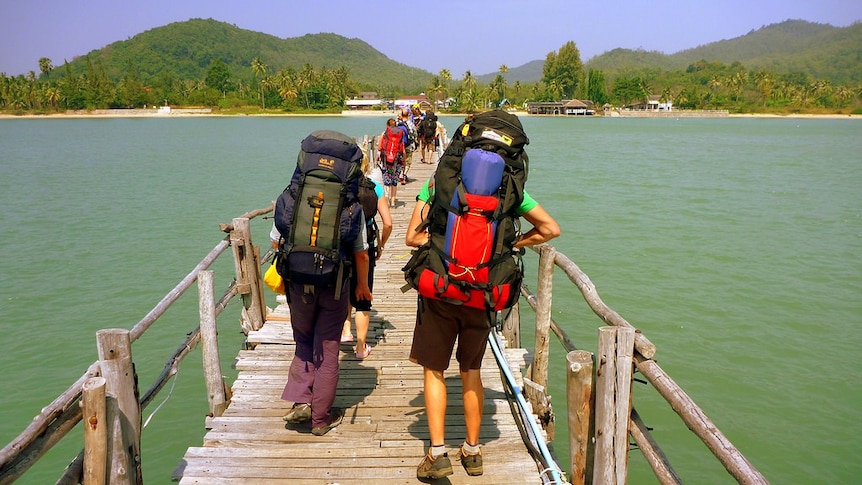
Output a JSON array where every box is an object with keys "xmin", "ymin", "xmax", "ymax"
[
  {"xmin": 566, "ymin": 350, "xmax": 595, "ymax": 485},
  {"xmin": 198, "ymin": 270, "xmax": 227, "ymax": 418},
  {"xmin": 81, "ymin": 377, "xmax": 107, "ymax": 485}
]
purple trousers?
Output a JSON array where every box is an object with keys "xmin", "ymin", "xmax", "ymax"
[{"xmin": 281, "ymin": 281, "xmax": 350, "ymax": 428}]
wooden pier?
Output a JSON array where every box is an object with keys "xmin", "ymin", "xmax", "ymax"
[
  {"xmin": 1, "ymin": 143, "xmax": 767, "ymax": 485},
  {"xmin": 172, "ymin": 155, "xmax": 552, "ymax": 484}
]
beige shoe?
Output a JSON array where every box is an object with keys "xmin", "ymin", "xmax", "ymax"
[
  {"xmin": 416, "ymin": 452, "xmax": 453, "ymax": 479},
  {"xmin": 456, "ymin": 445, "xmax": 483, "ymax": 476}
]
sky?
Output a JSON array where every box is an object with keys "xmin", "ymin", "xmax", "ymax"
[{"xmin": 1, "ymin": 0, "xmax": 860, "ymax": 78}]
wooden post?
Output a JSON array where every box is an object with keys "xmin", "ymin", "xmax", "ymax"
[
  {"xmin": 198, "ymin": 270, "xmax": 227, "ymax": 420},
  {"xmin": 531, "ymin": 245, "xmax": 555, "ymax": 389},
  {"xmin": 501, "ymin": 302, "xmax": 521, "ymax": 348},
  {"xmin": 81, "ymin": 377, "xmax": 107, "ymax": 485},
  {"xmin": 566, "ymin": 350, "xmax": 595, "ymax": 485},
  {"xmin": 593, "ymin": 326, "xmax": 634, "ymax": 485},
  {"xmin": 96, "ymin": 329, "xmax": 142, "ymax": 484},
  {"xmin": 229, "ymin": 217, "xmax": 265, "ymax": 331},
  {"xmin": 528, "ymin": 244, "xmax": 556, "ymax": 438}
]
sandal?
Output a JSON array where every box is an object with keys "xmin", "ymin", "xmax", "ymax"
[
  {"xmin": 355, "ymin": 343, "xmax": 371, "ymax": 359},
  {"xmin": 341, "ymin": 334, "xmax": 353, "ymax": 343}
]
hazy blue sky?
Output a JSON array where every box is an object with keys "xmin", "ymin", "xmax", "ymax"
[{"xmin": 1, "ymin": 0, "xmax": 860, "ymax": 78}]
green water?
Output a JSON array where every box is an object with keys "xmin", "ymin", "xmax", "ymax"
[{"xmin": 1, "ymin": 116, "xmax": 859, "ymax": 484}]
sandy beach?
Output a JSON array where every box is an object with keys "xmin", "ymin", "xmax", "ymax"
[{"xmin": 1, "ymin": 109, "xmax": 859, "ymax": 120}]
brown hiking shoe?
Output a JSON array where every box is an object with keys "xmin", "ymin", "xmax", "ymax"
[
  {"xmin": 456, "ymin": 445, "xmax": 483, "ymax": 476},
  {"xmin": 416, "ymin": 451, "xmax": 453, "ymax": 479},
  {"xmin": 282, "ymin": 403, "xmax": 311, "ymax": 424},
  {"xmin": 311, "ymin": 407, "xmax": 344, "ymax": 436}
]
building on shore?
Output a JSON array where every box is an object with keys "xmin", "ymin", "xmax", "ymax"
[{"xmin": 526, "ymin": 100, "xmax": 595, "ymax": 115}]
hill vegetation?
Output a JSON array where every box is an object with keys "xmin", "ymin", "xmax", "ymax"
[{"xmin": 1, "ymin": 18, "xmax": 859, "ymax": 115}]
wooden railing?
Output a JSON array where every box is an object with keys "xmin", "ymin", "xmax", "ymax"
[
  {"xmin": 0, "ymin": 203, "xmax": 768, "ymax": 485},
  {"xmin": 0, "ymin": 209, "xmax": 271, "ymax": 485},
  {"xmin": 509, "ymin": 244, "xmax": 769, "ymax": 485}
]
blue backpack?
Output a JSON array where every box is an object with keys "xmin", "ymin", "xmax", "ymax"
[{"xmin": 274, "ymin": 130, "xmax": 363, "ymax": 299}]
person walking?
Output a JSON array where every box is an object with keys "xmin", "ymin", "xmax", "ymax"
[
  {"xmin": 342, "ymin": 152, "xmax": 393, "ymax": 359},
  {"xmin": 403, "ymin": 112, "xmax": 560, "ymax": 478},
  {"xmin": 397, "ymin": 107, "xmax": 417, "ymax": 186},
  {"xmin": 378, "ymin": 117, "xmax": 405, "ymax": 207},
  {"xmin": 273, "ymin": 131, "xmax": 373, "ymax": 437}
]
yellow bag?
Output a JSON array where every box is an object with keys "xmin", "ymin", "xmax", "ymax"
[{"xmin": 264, "ymin": 263, "xmax": 284, "ymax": 294}]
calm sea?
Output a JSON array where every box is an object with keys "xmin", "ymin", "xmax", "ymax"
[{"xmin": 0, "ymin": 115, "xmax": 859, "ymax": 484}]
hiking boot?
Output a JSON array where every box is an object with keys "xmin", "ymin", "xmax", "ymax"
[
  {"xmin": 283, "ymin": 403, "xmax": 311, "ymax": 423},
  {"xmin": 311, "ymin": 407, "xmax": 344, "ymax": 436},
  {"xmin": 456, "ymin": 445, "xmax": 483, "ymax": 476},
  {"xmin": 416, "ymin": 452, "xmax": 453, "ymax": 479}
]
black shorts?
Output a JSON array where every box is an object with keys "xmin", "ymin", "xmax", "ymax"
[
  {"xmin": 349, "ymin": 251, "xmax": 375, "ymax": 311},
  {"xmin": 409, "ymin": 298, "xmax": 492, "ymax": 372}
]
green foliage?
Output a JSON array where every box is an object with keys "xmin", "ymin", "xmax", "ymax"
[
  {"xmin": 49, "ymin": 19, "xmax": 430, "ymax": 89},
  {"xmin": 205, "ymin": 59, "xmax": 232, "ymax": 93},
  {"xmin": 589, "ymin": 20, "xmax": 862, "ymax": 86},
  {"xmin": 2, "ymin": 18, "xmax": 860, "ymax": 115},
  {"xmin": 542, "ymin": 41, "xmax": 585, "ymax": 99}
]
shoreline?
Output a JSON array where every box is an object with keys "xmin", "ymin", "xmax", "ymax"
[{"xmin": 1, "ymin": 109, "xmax": 859, "ymax": 120}]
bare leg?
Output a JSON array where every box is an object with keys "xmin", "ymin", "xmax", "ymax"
[
  {"xmin": 341, "ymin": 317, "xmax": 352, "ymax": 341},
  {"xmin": 355, "ymin": 309, "xmax": 370, "ymax": 351},
  {"xmin": 424, "ymin": 367, "xmax": 447, "ymax": 446},
  {"xmin": 460, "ymin": 368, "xmax": 484, "ymax": 445}
]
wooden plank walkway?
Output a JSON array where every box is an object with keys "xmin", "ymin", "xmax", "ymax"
[{"xmin": 173, "ymin": 153, "xmax": 548, "ymax": 484}]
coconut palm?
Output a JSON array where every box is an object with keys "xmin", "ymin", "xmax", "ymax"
[
  {"xmin": 38, "ymin": 58, "xmax": 53, "ymax": 79},
  {"xmin": 252, "ymin": 57, "xmax": 267, "ymax": 108}
]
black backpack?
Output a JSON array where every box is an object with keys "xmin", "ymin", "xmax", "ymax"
[
  {"xmin": 358, "ymin": 175, "xmax": 380, "ymax": 257},
  {"xmin": 401, "ymin": 110, "xmax": 530, "ymax": 311},
  {"xmin": 274, "ymin": 130, "xmax": 364, "ymax": 299},
  {"xmin": 421, "ymin": 112, "xmax": 438, "ymax": 138}
]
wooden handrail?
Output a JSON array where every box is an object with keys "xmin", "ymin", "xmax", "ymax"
[
  {"xmin": 524, "ymin": 243, "xmax": 767, "ymax": 484},
  {"xmin": 1, "ymin": 205, "xmax": 270, "ymax": 483}
]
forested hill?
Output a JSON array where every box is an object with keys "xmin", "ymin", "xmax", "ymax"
[
  {"xmin": 583, "ymin": 20, "xmax": 862, "ymax": 85},
  {"xmin": 58, "ymin": 18, "xmax": 432, "ymax": 89},
  {"xmin": 53, "ymin": 18, "xmax": 859, "ymax": 88}
]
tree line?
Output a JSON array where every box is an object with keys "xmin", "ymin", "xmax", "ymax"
[{"xmin": 2, "ymin": 40, "xmax": 860, "ymax": 114}]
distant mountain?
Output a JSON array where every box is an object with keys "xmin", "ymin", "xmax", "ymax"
[
  {"xmin": 585, "ymin": 20, "xmax": 862, "ymax": 84},
  {"xmin": 475, "ymin": 60, "xmax": 544, "ymax": 84},
  {"xmin": 476, "ymin": 19, "xmax": 861, "ymax": 85},
  {"xmin": 57, "ymin": 18, "xmax": 860, "ymax": 90},
  {"xmin": 58, "ymin": 18, "xmax": 433, "ymax": 90}
]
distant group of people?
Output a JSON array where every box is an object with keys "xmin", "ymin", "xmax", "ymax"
[
  {"xmin": 269, "ymin": 111, "xmax": 560, "ymax": 479},
  {"xmin": 376, "ymin": 104, "xmax": 448, "ymax": 207}
]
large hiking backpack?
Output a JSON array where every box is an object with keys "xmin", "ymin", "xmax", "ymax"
[
  {"xmin": 420, "ymin": 112, "xmax": 437, "ymax": 139},
  {"xmin": 381, "ymin": 125, "xmax": 404, "ymax": 165},
  {"xmin": 274, "ymin": 130, "xmax": 364, "ymax": 298},
  {"xmin": 358, "ymin": 175, "xmax": 380, "ymax": 257},
  {"xmin": 397, "ymin": 119, "xmax": 417, "ymax": 150},
  {"xmin": 402, "ymin": 110, "xmax": 530, "ymax": 312}
]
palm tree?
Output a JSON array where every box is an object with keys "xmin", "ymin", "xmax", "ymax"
[
  {"xmin": 276, "ymin": 71, "xmax": 298, "ymax": 107},
  {"xmin": 45, "ymin": 86, "xmax": 61, "ymax": 110},
  {"xmin": 428, "ymin": 76, "xmax": 445, "ymax": 109},
  {"xmin": 251, "ymin": 57, "xmax": 267, "ymax": 108},
  {"xmin": 38, "ymin": 57, "xmax": 53, "ymax": 79},
  {"xmin": 462, "ymin": 70, "xmax": 476, "ymax": 92},
  {"xmin": 755, "ymin": 70, "xmax": 773, "ymax": 107},
  {"xmin": 834, "ymin": 85, "xmax": 854, "ymax": 108}
]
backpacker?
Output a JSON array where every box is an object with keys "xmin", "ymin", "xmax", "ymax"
[
  {"xmin": 401, "ymin": 110, "xmax": 530, "ymax": 312},
  {"xmin": 274, "ymin": 130, "xmax": 364, "ymax": 299},
  {"xmin": 380, "ymin": 125, "xmax": 404, "ymax": 165},
  {"xmin": 397, "ymin": 118, "xmax": 417, "ymax": 150},
  {"xmin": 420, "ymin": 111, "xmax": 437, "ymax": 139}
]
